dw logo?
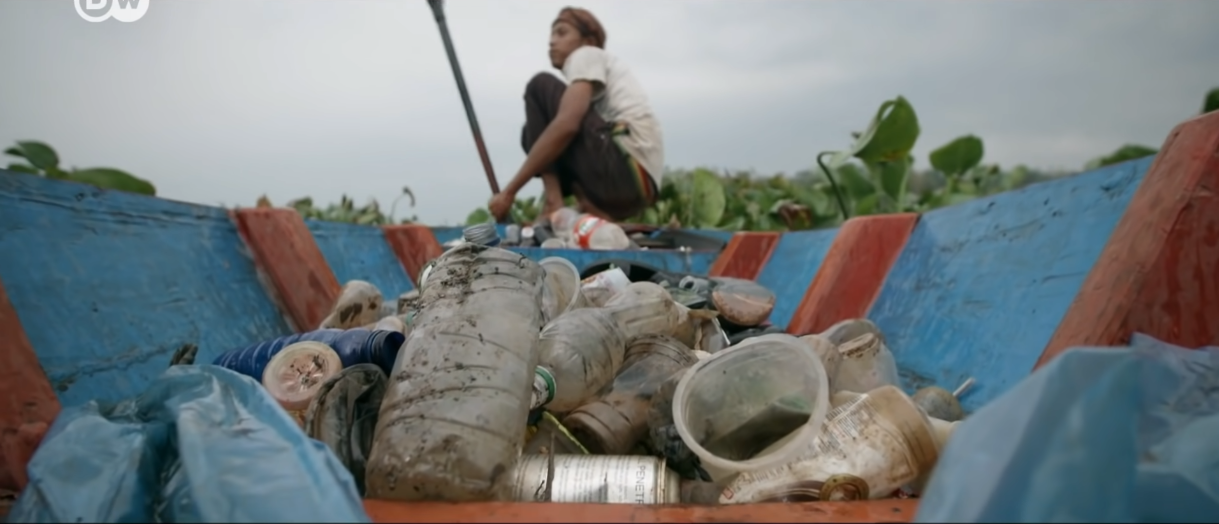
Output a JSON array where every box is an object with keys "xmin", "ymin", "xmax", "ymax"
[{"xmin": 75, "ymin": 0, "xmax": 150, "ymax": 23}]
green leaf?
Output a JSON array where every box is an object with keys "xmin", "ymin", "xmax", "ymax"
[
  {"xmin": 5, "ymin": 163, "xmax": 41, "ymax": 175},
  {"xmin": 838, "ymin": 164, "xmax": 876, "ymax": 199},
  {"xmin": 1204, "ymin": 87, "xmax": 1219, "ymax": 114},
  {"xmin": 853, "ymin": 193, "xmax": 880, "ymax": 215},
  {"xmin": 465, "ymin": 208, "xmax": 492, "ymax": 226},
  {"xmin": 876, "ymin": 157, "xmax": 911, "ymax": 207},
  {"xmin": 8, "ymin": 141, "xmax": 60, "ymax": 172},
  {"xmin": 688, "ymin": 168, "xmax": 726, "ymax": 228},
  {"xmin": 66, "ymin": 168, "xmax": 156, "ymax": 195},
  {"xmin": 1084, "ymin": 144, "xmax": 1158, "ymax": 170},
  {"xmin": 852, "ymin": 96, "xmax": 921, "ymax": 164},
  {"xmin": 929, "ymin": 135, "xmax": 985, "ymax": 177}
]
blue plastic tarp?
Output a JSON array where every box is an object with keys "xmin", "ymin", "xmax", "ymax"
[
  {"xmin": 6, "ymin": 364, "xmax": 370, "ymax": 523},
  {"xmin": 916, "ymin": 333, "xmax": 1219, "ymax": 523}
]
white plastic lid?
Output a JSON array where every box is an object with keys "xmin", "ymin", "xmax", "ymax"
[
  {"xmin": 672, "ymin": 333, "xmax": 830, "ymax": 476},
  {"xmin": 262, "ymin": 341, "xmax": 344, "ymax": 412}
]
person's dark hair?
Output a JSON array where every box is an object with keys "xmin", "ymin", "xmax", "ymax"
[{"xmin": 554, "ymin": 7, "xmax": 606, "ymax": 49}]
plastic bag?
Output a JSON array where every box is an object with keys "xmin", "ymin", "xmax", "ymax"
[
  {"xmin": 915, "ymin": 333, "xmax": 1219, "ymax": 523},
  {"xmin": 7, "ymin": 365, "xmax": 369, "ymax": 523}
]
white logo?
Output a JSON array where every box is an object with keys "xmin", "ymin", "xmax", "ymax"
[{"xmin": 75, "ymin": 0, "xmax": 149, "ymax": 23}]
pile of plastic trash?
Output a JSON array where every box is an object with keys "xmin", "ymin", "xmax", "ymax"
[
  {"xmin": 9, "ymin": 220, "xmax": 1219, "ymax": 522},
  {"xmin": 448, "ymin": 207, "xmax": 727, "ymax": 251}
]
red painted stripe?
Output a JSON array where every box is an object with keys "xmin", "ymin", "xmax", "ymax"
[
  {"xmin": 382, "ymin": 224, "xmax": 445, "ymax": 286},
  {"xmin": 786, "ymin": 213, "xmax": 919, "ymax": 336},
  {"xmin": 1038, "ymin": 111, "xmax": 1219, "ymax": 367},
  {"xmin": 708, "ymin": 231, "xmax": 781, "ymax": 280},
  {"xmin": 232, "ymin": 208, "xmax": 340, "ymax": 332},
  {"xmin": 0, "ymin": 277, "xmax": 60, "ymax": 493}
]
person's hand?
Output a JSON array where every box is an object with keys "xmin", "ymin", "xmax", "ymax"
[{"xmin": 488, "ymin": 191, "xmax": 515, "ymax": 221}]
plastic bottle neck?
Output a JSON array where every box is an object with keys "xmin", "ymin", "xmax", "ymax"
[{"xmin": 530, "ymin": 366, "xmax": 556, "ymax": 410}]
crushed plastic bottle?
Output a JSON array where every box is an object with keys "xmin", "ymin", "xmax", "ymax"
[
  {"xmin": 319, "ymin": 280, "xmax": 385, "ymax": 330},
  {"xmin": 365, "ymin": 244, "xmax": 546, "ymax": 502},
  {"xmin": 530, "ymin": 283, "xmax": 685, "ymax": 414},
  {"xmin": 564, "ymin": 335, "xmax": 698, "ymax": 455},
  {"xmin": 720, "ymin": 385, "xmax": 952, "ymax": 504},
  {"xmin": 550, "ymin": 207, "xmax": 631, "ymax": 250}
]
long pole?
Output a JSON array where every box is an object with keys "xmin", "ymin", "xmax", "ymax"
[{"xmin": 426, "ymin": 0, "xmax": 502, "ymax": 196}]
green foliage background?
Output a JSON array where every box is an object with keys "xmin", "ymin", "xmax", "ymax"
[{"xmin": 6, "ymin": 87, "xmax": 1216, "ymax": 231}]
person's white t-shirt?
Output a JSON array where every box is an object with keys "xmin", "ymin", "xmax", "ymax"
[{"xmin": 561, "ymin": 45, "xmax": 665, "ymax": 188}]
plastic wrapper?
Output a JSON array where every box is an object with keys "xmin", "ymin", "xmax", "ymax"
[
  {"xmin": 6, "ymin": 365, "xmax": 368, "ymax": 523},
  {"xmin": 916, "ymin": 333, "xmax": 1219, "ymax": 523}
]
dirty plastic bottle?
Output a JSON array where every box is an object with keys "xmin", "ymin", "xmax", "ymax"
[
  {"xmin": 318, "ymin": 280, "xmax": 385, "ymax": 330},
  {"xmin": 463, "ymin": 222, "xmax": 501, "ymax": 247},
  {"xmin": 212, "ymin": 327, "xmax": 405, "ymax": 379},
  {"xmin": 719, "ymin": 385, "xmax": 948, "ymax": 504},
  {"xmin": 365, "ymin": 244, "xmax": 547, "ymax": 502},
  {"xmin": 530, "ymin": 283, "xmax": 685, "ymax": 414},
  {"xmin": 564, "ymin": 335, "xmax": 698, "ymax": 455},
  {"xmin": 671, "ymin": 333, "xmax": 830, "ymax": 482},
  {"xmin": 550, "ymin": 207, "xmax": 631, "ymax": 250}
]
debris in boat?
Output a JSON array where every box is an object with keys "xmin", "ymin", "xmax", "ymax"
[
  {"xmin": 168, "ymin": 343, "xmax": 197, "ymax": 367},
  {"xmin": 364, "ymin": 244, "xmax": 548, "ymax": 502},
  {"xmin": 564, "ymin": 334, "xmax": 698, "ymax": 455},
  {"xmin": 719, "ymin": 385, "xmax": 954, "ymax": 504},
  {"xmin": 4, "ymin": 365, "xmax": 368, "ymax": 523},
  {"xmin": 318, "ymin": 280, "xmax": 385, "ymax": 330},
  {"xmin": 303, "ymin": 363, "xmax": 388, "ymax": 496}
]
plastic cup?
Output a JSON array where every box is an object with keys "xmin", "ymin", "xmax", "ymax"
[{"xmin": 671, "ymin": 333, "xmax": 829, "ymax": 480}]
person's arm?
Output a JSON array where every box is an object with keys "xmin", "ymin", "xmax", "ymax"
[{"xmin": 502, "ymin": 80, "xmax": 594, "ymax": 196}]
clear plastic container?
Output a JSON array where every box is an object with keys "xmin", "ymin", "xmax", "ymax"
[
  {"xmin": 720, "ymin": 385, "xmax": 943, "ymax": 504},
  {"xmin": 564, "ymin": 335, "xmax": 698, "ymax": 455},
  {"xmin": 799, "ymin": 334, "xmax": 842, "ymax": 382},
  {"xmin": 579, "ymin": 267, "xmax": 631, "ymax": 307},
  {"xmin": 671, "ymin": 333, "xmax": 830, "ymax": 481},
  {"xmin": 532, "ymin": 289, "xmax": 684, "ymax": 414},
  {"xmin": 538, "ymin": 257, "xmax": 591, "ymax": 323},
  {"xmin": 365, "ymin": 244, "xmax": 547, "ymax": 502},
  {"xmin": 318, "ymin": 280, "xmax": 385, "ymax": 330},
  {"xmin": 832, "ymin": 332, "xmax": 900, "ymax": 394}
]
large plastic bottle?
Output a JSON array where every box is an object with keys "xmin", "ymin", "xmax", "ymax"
[
  {"xmin": 529, "ymin": 282, "xmax": 685, "ymax": 414},
  {"xmin": 212, "ymin": 328, "xmax": 405, "ymax": 379},
  {"xmin": 365, "ymin": 244, "xmax": 547, "ymax": 502},
  {"xmin": 550, "ymin": 207, "xmax": 631, "ymax": 250}
]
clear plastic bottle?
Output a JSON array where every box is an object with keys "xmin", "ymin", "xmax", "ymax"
[
  {"xmin": 365, "ymin": 244, "xmax": 547, "ymax": 502},
  {"xmin": 564, "ymin": 334, "xmax": 699, "ymax": 455},
  {"xmin": 530, "ymin": 284, "xmax": 685, "ymax": 414},
  {"xmin": 550, "ymin": 207, "xmax": 631, "ymax": 250}
]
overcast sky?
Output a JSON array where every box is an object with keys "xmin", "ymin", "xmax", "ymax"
[{"xmin": 1, "ymin": 0, "xmax": 1216, "ymax": 224}]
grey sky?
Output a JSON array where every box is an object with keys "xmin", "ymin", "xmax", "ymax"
[{"xmin": 1, "ymin": 0, "xmax": 1216, "ymax": 225}]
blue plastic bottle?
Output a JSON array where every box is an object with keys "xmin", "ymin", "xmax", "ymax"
[{"xmin": 213, "ymin": 328, "xmax": 405, "ymax": 380}]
